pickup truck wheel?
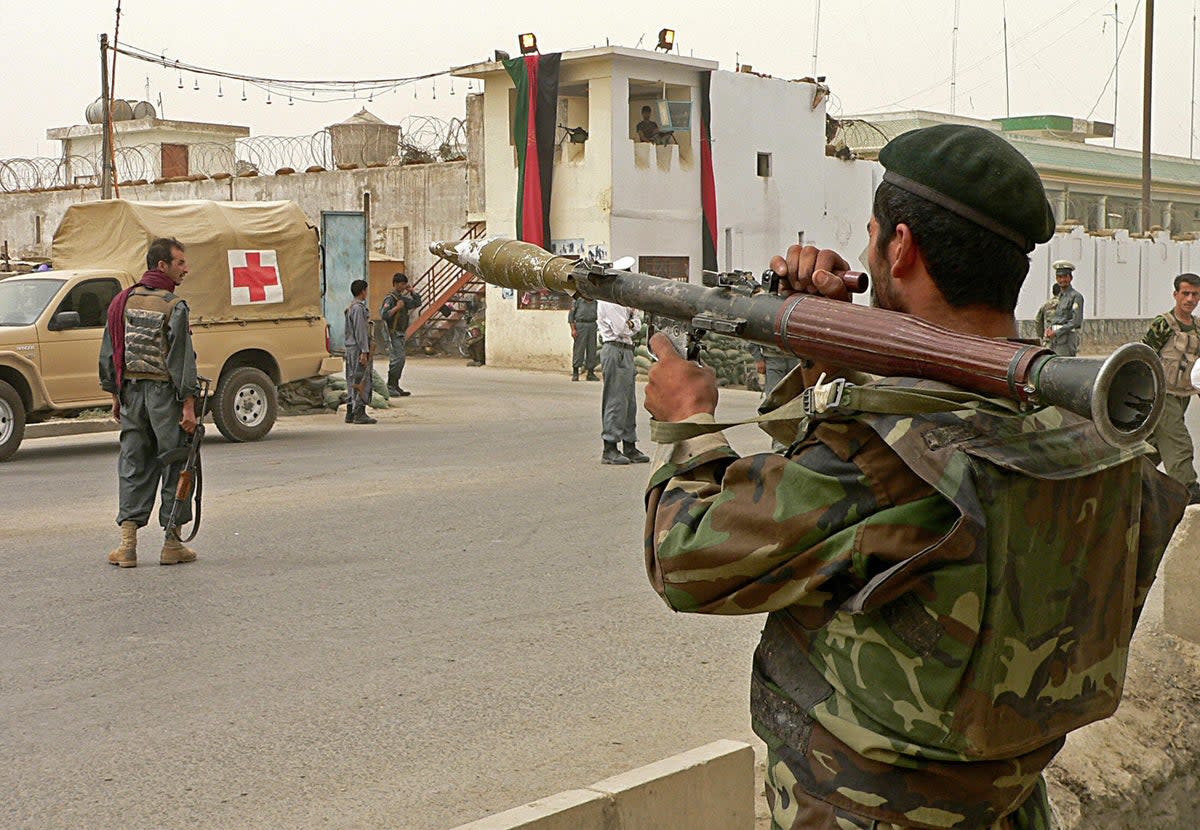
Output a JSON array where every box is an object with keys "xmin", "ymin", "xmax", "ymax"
[
  {"xmin": 0, "ymin": 380, "xmax": 26, "ymax": 462},
  {"xmin": 211, "ymin": 366, "xmax": 277, "ymax": 443}
]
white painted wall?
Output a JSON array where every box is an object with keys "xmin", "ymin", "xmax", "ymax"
[
  {"xmin": 1015, "ymin": 227, "xmax": 1199, "ymax": 322},
  {"xmin": 708, "ymin": 73, "xmax": 827, "ymax": 273}
]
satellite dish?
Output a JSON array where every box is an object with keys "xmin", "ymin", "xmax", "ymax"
[{"xmin": 611, "ymin": 256, "xmax": 635, "ymax": 272}]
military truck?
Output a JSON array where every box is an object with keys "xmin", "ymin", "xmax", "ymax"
[{"xmin": 0, "ymin": 199, "xmax": 341, "ymax": 461}]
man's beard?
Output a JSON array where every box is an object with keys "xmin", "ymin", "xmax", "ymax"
[{"xmin": 869, "ymin": 263, "xmax": 903, "ymax": 312}]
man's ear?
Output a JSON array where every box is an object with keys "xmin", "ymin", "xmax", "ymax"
[{"xmin": 890, "ymin": 222, "xmax": 920, "ymax": 278}]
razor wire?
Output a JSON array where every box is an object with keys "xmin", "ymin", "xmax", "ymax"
[{"xmin": 0, "ymin": 117, "xmax": 469, "ymax": 192}]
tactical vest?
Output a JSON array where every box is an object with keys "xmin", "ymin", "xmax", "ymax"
[
  {"xmin": 750, "ymin": 378, "xmax": 1168, "ymax": 829},
  {"xmin": 1157, "ymin": 310, "xmax": 1200, "ymax": 396},
  {"xmin": 123, "ymin": 287, "xmax": 182, "ymax": 381},
  {"xmin": 384, "ymin": 291, "xmax": 410, "ymax": 334}
]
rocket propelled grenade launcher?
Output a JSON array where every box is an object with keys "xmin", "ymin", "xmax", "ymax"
[{"xmin": 430, "ymin": 237, "xmax": 1165, "ymax": 447}]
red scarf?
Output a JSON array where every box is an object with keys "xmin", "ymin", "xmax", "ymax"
[{"xmin": 107, "ymin": 269, "xmax": 179, "ymax": 387}]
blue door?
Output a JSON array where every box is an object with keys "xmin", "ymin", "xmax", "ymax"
[{"xmin": 321, "ymin": 211, "xmax": 368, "ymax": 352}]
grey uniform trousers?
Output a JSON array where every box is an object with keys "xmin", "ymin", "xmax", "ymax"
[
  {"xmin": 1150, "ymin": 394, "xmax": 1198, "ymax": 487},
  {"xmin": 1050, "ymin": 331, "xmax": 1080, "ymax": 356},
  {"xmin": 346, "ymin": 346, "xmax": 373, "ymax": 411},
  {"xmin": 387, "ymin": 329, "xmax": 407, "ymax": 388},
  {"xmin": 572, "ymin": 322, "xmax": 598, "ymax": 372},
  {"xmin": 117, "ymin": 379, "xmax": 191, "ymax": 529},
  {"xmin": 600, "ymin": 341, "xmax": 637, "ymax": 444}
]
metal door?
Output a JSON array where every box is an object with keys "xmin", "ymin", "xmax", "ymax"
[{"xmin": 321, "ymin": 211, "xmax": 368, "ymax": 352}]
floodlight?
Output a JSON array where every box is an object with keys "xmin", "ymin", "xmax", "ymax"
[
  {"xmin": 656, "ymin": 28, "xmax": 675, "ymax": 52},
  {"xmin": 519, "ymin": 33, "xmax": 538, "ymax": 54}
]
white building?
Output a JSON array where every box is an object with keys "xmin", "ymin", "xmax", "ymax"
[
  {"xmin": 48, "ymin": 105, "xmax": 248, "ymax": 185},
  {"xmin": 455, "ymin": 47, "xmax": 875, "ymax": 371}
]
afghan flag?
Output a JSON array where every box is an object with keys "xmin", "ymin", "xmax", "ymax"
[
  {"xmin": 504, "ymin": 53, "xmax": 561, "ymax": 247},
  {"xmin": 699, "ymin": 71, "xmax": 718, "ymax": 272}
]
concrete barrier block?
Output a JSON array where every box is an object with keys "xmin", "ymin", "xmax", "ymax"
[
  {"xmin": 449, "ymin": 789, "xmax": 611, "ymax": 830},
  {"xmin": 590, "ymin": 739, "xmax": 756, "ymax": 830},
  {"xmin": 1163, "ymin": 506, "xmax": 1200, "ymax": 643}
]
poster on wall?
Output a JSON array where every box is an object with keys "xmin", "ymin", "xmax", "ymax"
[{"xmin": 517, "ymin": 239, "xmax": 581, "ymax": 311}]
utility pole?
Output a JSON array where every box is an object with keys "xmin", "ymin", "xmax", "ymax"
[
  {"xmin": 100, "ymin": 33, "xmax": 112, "ymax": 200},
  {"xmin": 1003, "ymin": 1, "xmax": 1011, "ymax": 117},
  {"xmin": 952, "ymin": 0, "xmax": 961, "ymax": 113},
  {"xmin": 1141, "ymin": 0, "xmax": 1154, "ymax": 232},
  {"xmin": 1192, "ymin": 1, "xmax": 1197, "ymax": 158},
  {"xmin": 1110, "ymin": 3, "xmax": 1120, "ymax": 146},
  {"xmin": 811, "ymin": 0, "xmax": 821, "ymax": 77}
]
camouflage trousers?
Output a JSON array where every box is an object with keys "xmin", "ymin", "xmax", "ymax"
[
  {"xmin": 1149, "ymin": 394, "xmax": 1197, "ymax": 487},
  {"xmin": 766, "ymin": 763, "xmax": 1053, "ymax": 830}
]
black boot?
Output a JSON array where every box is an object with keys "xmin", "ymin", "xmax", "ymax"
[
  {"xmin": 344, "ymin": 403, "xmax": 355, "ymax": 423},
  {"xmin": 622, "ymin": 442, "xmax": 650, "ymax": 463},
  {"xmin": 352, "ymin": 408, "xmax": 377, "ymax": 425},
  {"xmin": 586, "ymin": 370, "xmax": 599, "ymax": 381},
  {"xmin": 602, "ymin": 441, "xmax": 631, "ymax": 465},
  {"xmin": 1188, "ymin": 482, "xmax": 1200, "ymax": 505},
  {"xmin": 571, "ymin": 369, "xmax": 580, "ymax": 382}
]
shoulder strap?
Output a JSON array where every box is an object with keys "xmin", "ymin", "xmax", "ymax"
[{"xmin": 650, "ymin": 376, "xmax": 1021, "ymax": 444}]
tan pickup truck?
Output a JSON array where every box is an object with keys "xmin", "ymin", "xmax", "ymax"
[{"xmin": 0, "ymin": 199, "xmax": 340, "ymax": 461}]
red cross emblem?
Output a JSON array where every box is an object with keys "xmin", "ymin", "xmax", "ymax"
[{"xmin": 228, "ymin": 250, "xmax": 283, "ymax": 305}]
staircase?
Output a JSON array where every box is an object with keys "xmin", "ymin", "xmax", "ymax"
[{"xmin": 407, "ymin": 221, "xmax": 486, "ymax": 351}]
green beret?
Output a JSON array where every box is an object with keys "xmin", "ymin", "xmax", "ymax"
[{"xmin": 879, "ymin": 124, "xmax": 1055, "ymax": 252}]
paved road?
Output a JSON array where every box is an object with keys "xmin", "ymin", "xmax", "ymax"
[{"xmin": 1, "ymin": 358, "xmax": 771, "ymax": 830}]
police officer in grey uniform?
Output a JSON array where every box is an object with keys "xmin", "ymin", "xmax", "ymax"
[
  {"xmin": 100, "ymin": 237, "xmax": 200, "ymax": 567},
  {"xmin": 597, "ymin": 300, "xmax": 649, "ymax": 464},
  {"xmin": 568, "ymin": 295, "xmax": 599, "ymax": 381},
  {"xmin": 380, "ymin": 273, "xmax": 422, "ymax": 397},
  {"xmin": 1043, "ymin": 260, "xmax": 1084, "ymax": 356},
  {"xmin": 344, "ymin": 278, "xmax": 376, "ymax": 425}
]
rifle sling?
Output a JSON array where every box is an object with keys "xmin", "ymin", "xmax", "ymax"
[{"xmin": 649, "ymin": 382, "xmax": 1021, "ymax": 444}]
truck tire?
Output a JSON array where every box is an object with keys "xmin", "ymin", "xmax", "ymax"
[
  {"xmin": 211, "ymin": 366, "xmax": 277, "ymax": 443},
  {"xmin": 0, "ymin": 379, "xmax": 26, "ymax": 462}
]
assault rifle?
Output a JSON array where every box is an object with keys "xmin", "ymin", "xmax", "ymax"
[
  {"xmin": 161, "ymin": 376, "xmax": 212, "ymax": 543},
  {"xmin": 429, "ymin": 237, "xmax": 1165, "ymax": 448}
]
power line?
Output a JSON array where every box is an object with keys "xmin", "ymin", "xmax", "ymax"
[
  {"xmin": 864, "ymin": 0, "xmax": 1099, "ymax": 111},
  {"xmin": 1085, "ymin": 0, "xmax": 1143, "ymax": 119},
  {"xmin": 111, "ymin": 41, "xmax": 454, "ymax": 103}
]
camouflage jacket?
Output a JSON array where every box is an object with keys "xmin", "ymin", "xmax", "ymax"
[{"xmin": 645, "ymin": 377, "xmax": 1187, "ymax": 830}]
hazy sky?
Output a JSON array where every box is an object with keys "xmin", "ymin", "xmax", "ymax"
[{"xmin": 5, "ymin": 0, "xmax": 1200, "ymax": 160}]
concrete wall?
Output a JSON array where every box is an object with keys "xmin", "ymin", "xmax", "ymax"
[
  {"xmin": 450, "ymin": 740, "xmax": 755, "ymax": 830},
  {"xmin": 0, "ymin": 162, "xmax": 471, "ymax": 286},
  {"xmin": 709, "ymin": 73, "xmax": 826, "ymax": 272}
]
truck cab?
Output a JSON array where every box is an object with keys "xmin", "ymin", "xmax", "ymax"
[{"xmin": 0, "ymin": 199, "xmax": 341, "ymax": 461}]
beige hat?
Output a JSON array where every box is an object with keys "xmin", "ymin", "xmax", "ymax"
[{"xmin": 1052, "ymin": 260, "xmax": 1075, "ymax": 272}]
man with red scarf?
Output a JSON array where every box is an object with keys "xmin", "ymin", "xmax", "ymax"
[{"xmin": 100, "ymin": 237, "xmax": 200, "ymax": 567}]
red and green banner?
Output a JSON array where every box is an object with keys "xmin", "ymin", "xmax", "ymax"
[
  {"xmin": 699, "ymin": 71, "xmax": 718, "ymax": 272},
  {"xmin": 504, "ymin": 53, "xmax": 561, "ymax": 247}
]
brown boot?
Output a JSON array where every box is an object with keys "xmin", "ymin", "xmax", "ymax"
[
  {"xmin": 107, "ymin": 521, "xmax": 138, "ymax": 568},
  {"xmin": 160, "ymin": 531, "xmax": 198, "ymax": 566}
]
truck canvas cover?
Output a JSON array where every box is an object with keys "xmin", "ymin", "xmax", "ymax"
[{"xmin": 52, "ymin": 200, "xmax": 322, "ymax": 323}]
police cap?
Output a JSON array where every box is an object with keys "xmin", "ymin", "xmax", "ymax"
[
  {"xmin": 1052, "ymin": 260, "xmax": 1075, "ymax": 273},
  {"xmin": 879, "ymin": 124, "xmax": 1055, "ymax": 253}
]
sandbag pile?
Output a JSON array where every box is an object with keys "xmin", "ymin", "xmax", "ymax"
[{"xmin": 632, "ymin": 330, "xmax": 755, "ymax": 389}]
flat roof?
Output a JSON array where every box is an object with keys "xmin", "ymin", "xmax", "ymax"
[
  {"xmin": 840, "ymin": 110, "xmax": 1200, "ymax": 189},
  {"xmin": 453, "ymin": 45, "xmax": 718, "ymax": 79},
  {"xmin": 48, "ymin": 118, "xmax": 250, "ymax": 140}
]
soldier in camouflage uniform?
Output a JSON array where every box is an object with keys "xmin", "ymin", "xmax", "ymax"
[
  {"xmin": 1143, "ymin": 272, "xmax": 1200, "ymax": 503},
  {"xmin": 642, "ymin": 125, "xmax": 1189, "ymax": 830}
]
